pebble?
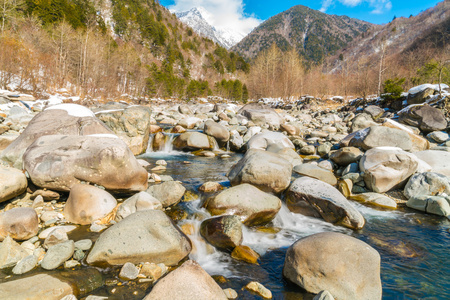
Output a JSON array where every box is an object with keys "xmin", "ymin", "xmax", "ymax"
[
  {"xmin": 223, "ymin": 288, "xmax": 238, "ymax": 299},
  {"xmin": 119, "ymin": 262, "xmax": 140, "ymax": 280},
  {"xmin": 74, "ymin": 239, "xmax": 92, "ymax": 251},
  {"xmin": 40, "ymin": 240, "xmax": 75, "ymax": 270},
  {"xmin": 12, "ymin": 255, "xmax": 38, "ymax": 274}
]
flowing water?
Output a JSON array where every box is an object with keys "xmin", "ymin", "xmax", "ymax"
[{"xmin": 139, "ymin": 140, "xmax": 450, "ymax": 300}]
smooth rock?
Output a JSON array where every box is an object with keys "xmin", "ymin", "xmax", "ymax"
[
  {"xmin": 287, "ymin": 177, "xmax": 365, "ymax": 229},
  {"xmin": 12, "ymin": 254, "xmax": 38, "ymax": 274},
  {"xmin": 64, "ymin": 184, "xmax": 117, "ymax": 225},
  {"xmin": 293, "ymin": 164, "xmax": 337, "ymax": 186},
  {"xmin": 43, "ymin": 228, "xmax": 69, "ymax": 249},
  {"xmin": 200, "ymin": 215, "xmax": 242, "ymax": 251},
  {"xmin": 313, "ymin": 290, "xmax": 335, "ymax": 300},
  {"xmin": 199, "ymin": 182, "xmax": 223, "ymax": 193},
  {"xmin": 350, "ymin": 126, "xmax": 413, "ymax": 151},
  {"xmin": 247, "ymin": 131, "xmax": 294, "ymax": 152},
  {"xmin": 146, "ymin": 181, "xmax": 186, "ymax": 207},
  {"xmin": 228, "ymin": 149, "xmax": 292, "ymax": 194},
  {"xmin": 205, "ymin": 184, "xmax": 281, "ymax": 227},
  {"xmin": 143, "ymin": 260, "xmax": 227, "ymax": 300},
  {"xmin": 360, "ymin": 147, "xmax": 424, "ymax": 193},
  {"xmin": 0, "ymin": 166, "xmax": 27, "ymax": 203},
  {"xmin": 399, "ymin": 104, "xmax": 447, "ymax": 133},
  {"xmin": 0, "ymin": 236, "xmax": 28, "ymax": 268},
  {"xmin": 204, "ymin": 120, "xmax": 230, "ymax": 144},
  {"xmin": 350, "ymin": 193, "xmax": 397, "ymax": 209},
  {"xmin": 350, "ymin": 113, "xmax": 378, "ymax": 132},
  {"xmin": 231, "ymin": 245, "xmax": 259, "ymax": 264},
  {"xmin": 173, "ymin": 132, "xmax": 213, "ymax": 151},
  {"xmin": 283, "ymin": 232, "xmax": 382, "ymax": 300},
  {"xmin": 87, "ymin": 210, "xmax": 191, "ymax": 266},
  {"xmin": 0, "ymin": 274, "xmax": 73, "ymax": 299},
  {"xmin": 329, "ymin": 147, "xmax": 363, "ymax": 166},
  {"xmin": 41, "ymin": 240, "xmax": 75, "ymax": 270},
  {"xmin": 0, "ymin": 207, "xmax": 39, "ymax": 241},
  {"xmin": 115, "ymin": 191, "xmax": 162, "ymax": 221},
  {"xmin": 245, "ymin": 281, "xmax": 272, "ymax": 299},
  {"xmin": 413, "ymin": 150, "xmax": 450, "ymax": 177},
  {"xmin": 119, "ymin": 262, "xmax": 140, "ymax": 280},
  {"xmin": 238, "ymin": 103, "xmax": 284, "ymax": 130},
  {"xmin": 407, "ymin": 195, "xmax": 450, "ymax": 216},
  {"xmin": 404, "ymin": 172, "xmax": 450, "ymax": 200},
  {"xmin": 23, "ymin": 135, "xmax": 148, "ymax": 192}
]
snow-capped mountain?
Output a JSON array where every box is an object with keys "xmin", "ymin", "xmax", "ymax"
[{"xmin": 175, "ymin": 7, "xmax": 245, "ymax": 49}]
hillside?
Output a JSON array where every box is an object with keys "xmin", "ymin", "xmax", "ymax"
[
  {"xmin": 328, "ymin": 1, "xmax": 450, "ymax": 71},
  {"xmin": 0, "ymin": 0, "xmax": 250, "ymax": 100},
  {"xmin": 232, "ymin": 5, "xmax": 372, "ymax": 63}
]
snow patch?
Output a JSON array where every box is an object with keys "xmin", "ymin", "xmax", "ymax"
[
  {"xmin": 45, "ymin": 103, "xmax": 95, "ymax": 118},
  {"xmin": 408, "ymin": 84, "xmax": 449, "ymax": 95},
  {"xmin": 385, "ymin": 119, "xmax": 414, "ymax": 134}
]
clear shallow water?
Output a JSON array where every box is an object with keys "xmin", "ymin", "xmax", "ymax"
[{"xmin": 140, "ymin": 152, "xmax": 450, "ymax": 299}]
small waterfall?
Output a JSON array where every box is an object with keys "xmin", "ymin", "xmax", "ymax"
[
  {"xmin": 162, "ymin": 134, "xmax": 175, "ymax": 153},
  {"xmin": 145, "ymin": 134, "xmax": 154, "ymax": 153},
  {"xmin": 226, "ymin": 140, "xmax": 230, "ymax": 152}
]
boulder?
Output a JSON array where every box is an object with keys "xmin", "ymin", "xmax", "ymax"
[
  {"xmin": 349, "ymin": 126, "xmax": 413, "ymax": 151},
  {"xmin": 238, "ymin": 103, "xmax": 284, "ymax": 130},
  {"xmin": 407, "ymin": 85, "xmax": 436, "ymax": 105},
  {"xmin": 247, "ymin": 131, "xmax": 295, "ymax": 152},
  {"xmin": 360, "ymin": 147, "xmax": 425, "ymax": 193},
  {"xmin": 274, "ymin": 147, "xmax": 303, "ymax": 167},
  {"xmin": 203, "ymin": 120, "xmax": 230, "ymax": 144},
  {"xmin": 406, "ymin": 195, "xmax": 450, "ymax": 216},
  {"xmin": 363, "ymin": 106, "xmax": 384, "ymax": 119},
  {"xmin": 413, "ymin": 150, "xmax": 450, "ymax": 177},
  {"xmin": 64, "ymin": 184, "xmax": 117, "ymax": 225},
  {"xmin": 350, "ymin": 113, "xmax": 378, "ymax": 132},
  {"xmin": 293, "ymin": 164, "xmax": 337, "ymax": 186},
  {"xmin": 115, "ymin": 191, "xmax": 162, "ymax": 221},
  {"xmin": 200, "ymin": 215, "xmax": 242, "ymax": 251},
  {"xmin": 146, "ymin": 181, "xmax": 186, "ymax": 207},
  {"xmin": 86, "ymin": 210, "xmax": 191, "ymax": 266},
  {"xmin": 23, "ymin": 135, "xmax": 148, "ymax": 192},
  {"xmin": 398, "ymin": 104, "xmax": 447, "ymax": 133},
  {"xmin": 178, "ymin": 117, "xmax": 202, "ymax": 129},
  {"xmin": 0, "ymin": 104, "xmax": 112, "ymax": 169},
  {"xmin": 403, "ymin": 172, "xmax": 450, "ymax": 200},
  {"xmin": 173, "ymin": 132, "xmax": 214, "ymax": 151},
  {"xmin": 0, "ymin": 274, "xmax": 73, "ymax": 300},
  {"xmin": 205, "ymin": 184, "xmax": 281, "ymax": 226},
  {"xmin": 143, "ymin": 260, "xmax": 227, "ymax": 300},
  {"xmin": 382, "ymin": 119, "xmax": 430, "ymax": 152},
  {"xmin": 96, "ymin": 106, "xmax": 152, "ymax": 155},
  {"xmin": 329, "ymin": 147, "xmax": 363, "ymax": 166},
  {"xmin": 283, "ymin": 232, "xmax": 382, "ymax": 300},
  {"xmin": 287, "ymin": 177, "xmax": 365, "ymax": 230},
  {"xmin": 0, "ymin": 207, "xmax": 39, "ymax": 241},
  {"xmin": 228, "ymin": 149, "xmax": 292, "ymax": 194},
  {"xmin": 0, "ymin": 166, "xmax": 27, "ymax": 203}
]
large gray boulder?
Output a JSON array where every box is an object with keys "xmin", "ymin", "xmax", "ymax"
[
  {"xmin": 406, "ymin": 195, "xmax": 450, "ymax": 217},
  {"xmin": 0, "ymin": 165, "xmax": 27, "ymax": 203},
  {"xmin": 173, "ymin": 132, "xmax": 215, "ymax": 151},
  {"xmin": 287, "ymin": 177, "xmax": 365, "ymax": 230},
  {"xmin": 247, "ymin": 131, "xmax": 295, "ymax": 152},
  {"xmin": 86, "ymin": 210, "xmax": 191, "ymax": 266},
  {"xmin": 96, "ymin": 106, "xmax": 152, "ymax": 155},
  {"xmin": 350, "ymin": 113, "xmax": 378, "ymax": 132},
  {"xmin": 200, "ymin": 215, "xmax": 242, "ymax": 251},
  {"xmin": 23, "ymin": 134, "xmax": 148, "ymax": 192},
  {"xmin": 228, "ymin": 149, "xmax": 292, "ymax": 194},
  {"xmin": 404, "ymin": 172, "xmax": 450, "ymax": 200},
  {"xmin": 360, "ymin": 147, "xmax": 426, "ymax": 193},
  {"xmin": 63, "ymin": 184, "xmax": 117, "ymax": 225},
  {"xmin": 203, "ymin": 120, "xmax": 230, "ymax": 144},
  {"xmin": 143, "ymin": 260, "xmax": 227, "ymax": 300},
  {"xmin": 413, "ymin": 150, "xmax": 450, "ymax": 177},
  {"xmin": 205, "ymin": 184, "xmax": 281, "ymax": 226},
  {"xmin": 283, "ymin": 232, "xmax": 382, "ymax": 300},
  {"xmin": 238, "ymin": 103, "xmax": 284, "ymax": 130},
  {"xmin": 349, "ymin": 126, "xmax": 413, "ymax": 151},
  {"xmin": 0, "ymin": 104, "xmax": 112, "ymax": 169},
  {"xmin": 398, "ymin": 104, "xmax": 447, "ymax": 133}
]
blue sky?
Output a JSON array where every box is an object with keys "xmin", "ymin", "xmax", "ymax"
[{"xmin": 160, "ymin": 0, "xmax": 443, "ymax": 35}]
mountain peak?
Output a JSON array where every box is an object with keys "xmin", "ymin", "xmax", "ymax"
[{"xmin": 175, "ymin": 7, "xmax": 245, "ymax": 49}]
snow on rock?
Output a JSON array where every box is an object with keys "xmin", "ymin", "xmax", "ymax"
[
  {"xmin": 45, "ymin": 103, "xmax": 95, "ymax": 118},
  {"xmin": 408, "ymin": 84, "xmax": 449, "ymax": 95}
]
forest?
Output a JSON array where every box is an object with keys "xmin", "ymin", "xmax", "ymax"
[{"xmin": 0, "ymin": 0, "xmax": 448, "ymax": 102}]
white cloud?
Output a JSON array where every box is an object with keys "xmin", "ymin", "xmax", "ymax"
[
  {"xmin": 168, "ymin": 0, "xmax": 261, "ymax": 36},
  {"xmin": 320, "ymin": 0, "xmax": 392, "ymax": 14}
]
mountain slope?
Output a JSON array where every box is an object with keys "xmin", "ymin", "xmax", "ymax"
[
  {"xmin": 175, "ymin": 7, "xmax": 245, "ymax": 49},
  {"xmin": 232, "ymin": 5, "xmax": 372, "ymax": 63},
  {"xmin": 328, "ymin": 1, "xmax": 450, "ymax": 70}
]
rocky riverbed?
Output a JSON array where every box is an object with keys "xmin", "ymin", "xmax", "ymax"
[{"xmin": 0, "ymin": 84, "xmax": 449, "ymax": 299}]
